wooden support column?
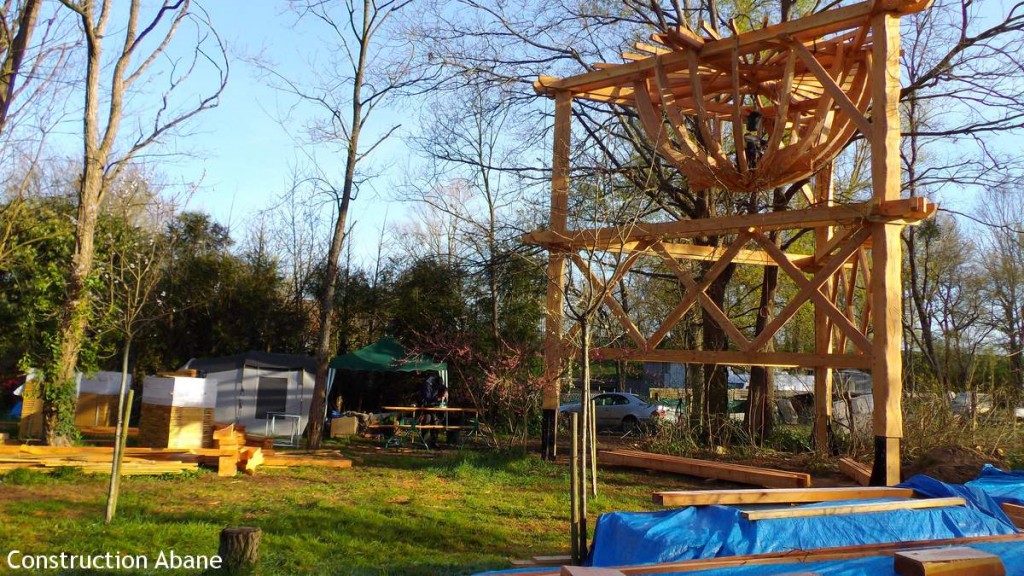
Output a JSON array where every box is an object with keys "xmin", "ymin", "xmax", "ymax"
[
  {"xmin": 542, "ymin": 90, "xmax": 571, "ymax": 460},
  {"xmin": 869, "ymin": 11, "xmax": 903, "ymax": 486},
  {"xmin": 813, "ymin": 164, "xmax": 834, "ymax": 454}
]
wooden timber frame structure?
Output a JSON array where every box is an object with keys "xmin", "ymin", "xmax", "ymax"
[{"xmin": 527, "ymin": 0, "xmax": 936, "ymax": 485}]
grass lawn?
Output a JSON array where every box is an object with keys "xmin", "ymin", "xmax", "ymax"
[{"xmin": 0, "ymin": 440, "xmax": 705, "ymax": 575}]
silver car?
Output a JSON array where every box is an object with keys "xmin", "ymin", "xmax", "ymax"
[{"xmin": 560, "ymin": 392, "xmax": 678, "ymax": 432}]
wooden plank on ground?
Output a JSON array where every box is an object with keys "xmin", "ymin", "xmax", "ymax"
[
  {"xmin": 743, "ymin": 497, "xmax": 966, "ymax": 521},
  {"xmin": 260, "ymin": 455, "xmax": 353, "ymax": 469},
  {"xmin": 1000, "ymin": 503, "xmax": 1024, "ymax": 528},
  {"xmin": 560, "ymin": 567, "xmax": 626, "ymax": 576},
  {"xmin": 893, "ymin": 547, "xmax": 1005, "ymax": 576},
  {"xmin": 599, "ymin": 449, "xmax": 811, "ymax": 488},
  {"xmin": 653, "ymin": 486, "xmax": 916, "ymax": 506},
  {"xmin": 838, "ymin": 457, "xmax": 872, "ymax": 486}
]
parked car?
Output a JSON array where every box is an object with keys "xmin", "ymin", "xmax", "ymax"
[
  {"xmin": 560, "ymin": 392, "xmax": 679, "ymax": 432},
  {"xmin": 951, "ymin": 392, "xmax": 993, "ymax": 416}
]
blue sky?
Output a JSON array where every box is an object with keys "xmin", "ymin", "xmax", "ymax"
[{"xmin": 160, "ymin": 1, "xmax": 417, "ymax": 265}]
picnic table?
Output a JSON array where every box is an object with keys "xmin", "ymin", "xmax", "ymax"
[{"xmin": 371, "ymin": 406, "xmax": 484, "ymax": 450}]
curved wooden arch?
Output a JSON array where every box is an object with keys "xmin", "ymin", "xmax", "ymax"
[{"xmin": 631, "ymin": 31, "xmax": 872, "ymax": 192}]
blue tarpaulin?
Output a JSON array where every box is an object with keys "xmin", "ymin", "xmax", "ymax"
[
  {"xmin": 966, "ymin": 465, "xmax": 1024, "ymax": 506},
  {"xmin": 585, "ymin": 494, "xmax": 1015, "ymax": 567},
  {"xmin": 475, "ymin": 472, "xmax": 1022, "ymax": 576}
]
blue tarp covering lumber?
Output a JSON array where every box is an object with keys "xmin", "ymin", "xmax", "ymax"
[
  {"xmin": 475, "ymin": 472, "xmax": 1023, "ymax": 576},
  {"xmin": 584, "ymin": 474, "xmax": 1015, "ymax": 567},
  {"xmin": 967, "ymin": 464, "xmax": 1024, "ymax": 506}
]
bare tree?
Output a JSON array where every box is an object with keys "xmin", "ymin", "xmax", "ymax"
[
  {"xmin": 269, "ymin": 0, "xmax": 426, "ymax": 449},
  {"xmin": 977, "ymin": 187, "xmax": 1024, "ymax": 395},
  {"xmin": 46, "ymin": 0, "xmax": 227, "ymax": 444},
  {"xmin": 0, "ymin": 0, "xmax": 43, "ymax": 134},
  {"xmin": 93, "ymin": 179, "xmax": 175, "ymax": 523}
]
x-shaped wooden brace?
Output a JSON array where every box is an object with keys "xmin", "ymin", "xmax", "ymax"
[
  {"xmin": 648, "ymin": 233, "xmax": 753, "ymax": 351},
  {"xmin": 569, "ymin": 246, "xmax": 650, "ymax": 348},
  {"xmin": 749, "ymin": 225, "xmax": 873, "ymax": 353}
]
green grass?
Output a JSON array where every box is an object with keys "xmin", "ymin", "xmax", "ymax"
[{"xmin": 0, "ymin": 442, "xmax": 703, "ymax": 575}]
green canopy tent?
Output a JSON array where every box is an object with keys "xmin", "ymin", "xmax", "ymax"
[{"xmin": 326, "ymin": 337, "xmax": 447, "ymax": 408}]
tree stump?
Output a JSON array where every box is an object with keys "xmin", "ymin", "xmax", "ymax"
[{"xmin": 218, "ymin": 526, "xmax": 261, "ymax": 572}]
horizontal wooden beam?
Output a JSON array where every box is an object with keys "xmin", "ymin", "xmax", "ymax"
[
  {"xmin": 600, "ymin": 449, "xmax": 811, "ymax": 488},
  {"xmin": 653, "ymin": 486, "xmax": 916, "ymax": 506},
  {"xmin": 591, "ymin": 348, "xmax": 872, "ymax": 369},
  {"xmin": 522, "ymin": 199, "xmax": 934, "ymax": 249},
  {"xmin": 603, "ymin": 241, "xmax": 845, "ymax": 271},
  {"xmin": 742, "ymin": 497, "xmax": 966, "ymax": 521},
  {"xmin": 533, "ymin": 0, "xmax": 930, "ymax": 98}
]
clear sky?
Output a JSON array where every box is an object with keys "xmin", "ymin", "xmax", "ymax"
[{"xmin": 162, "ymin": 1, "xmax": 415, "ymax": 266}]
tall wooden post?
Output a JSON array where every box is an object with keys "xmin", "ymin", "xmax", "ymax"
[
  {"xmin": 869, "ymin": 11, "xmax": 904, "ymax": 486},
  {"xmin": 813, "ymin": 164, "xmax": 834, "ymax": 454},
  {"xmin": 542, "ymin": 90, "xmax": 571, "ymax": 459}
]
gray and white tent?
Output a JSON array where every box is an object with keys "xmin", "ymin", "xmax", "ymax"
[{"xmin": 184, "ymin": 352, "xmax": 317, "ymax": 436}]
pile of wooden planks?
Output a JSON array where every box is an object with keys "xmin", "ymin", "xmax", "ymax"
[
  {"xmin": 213, "ymin": 424, "xmax": 265, "ymax": 477},
  {"xmin": 0, "ymin": 446, "xmax": 197, "ymax": 476},
  {"xmin": 599, "ymin": 449, "xmax": 812, "ymax": 488},
  {"xmin": 0, "ymin": 437, "xmax": 353, "ymax": 477},
  {"xmin": 138, "ymin": 404, "xmax": 215, "ymax": 449}
]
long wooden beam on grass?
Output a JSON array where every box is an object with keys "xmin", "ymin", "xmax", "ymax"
[
  {"xmin": 653, "ymin": 486, "xmax": 916, "ymax": 506},
  {"xmin": 598, "ymin": 449, "xmax": 812, "ymax": 488}
]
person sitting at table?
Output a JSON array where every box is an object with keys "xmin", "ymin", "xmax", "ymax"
[{"xmin": 435, "ymin": 377, "xmax": 448, "ymax": 408}]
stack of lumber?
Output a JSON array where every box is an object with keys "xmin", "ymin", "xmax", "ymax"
[
  {"xmin": 213, "ymin": 424, "xmax": 264, "ymax": 477},
  {"xmin": 139, "ymin": 374, "xmax": 217, "ymax": 449},
  {"xmin": 0, "ymin": 446, "xmax": 197, "ymax": 476},
  {"xmin": 139, "ymin": 404, "xmax": 214, "ymax": 449},
  {"xmin": 74, "ymin": 393, "xmax": 120, "ymax": 427},
  {"xmin": 0, "ymin": 442, "xmax": 352, "ymax": 477},
  {"xmin": 74, "ymin": 371, "xmax": 126, "ymax": 427},
  {"xmin": 599, "ymin": 449, "xmax": 812, "ymax": 488},
  {"xmin": 18, "ymin": 376, "xmax": 44, "ymax": 439}
]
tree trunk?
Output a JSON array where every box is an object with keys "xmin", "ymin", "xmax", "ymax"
[
  {"xmin": 105, "ymin": 339, "xmax": 133, "ymax": 523},
  {"xmin": 746, "ymin": 252, "xmax": 778, "ymax": 444},
  {"xmin": 218, "ymin": 527, "xmax": 262, "ymax": 572},
  {"xmin": 702, "ymin": 266, "xmax": 734, "ymax": 445},
  {"xmin": 306, "ymin": 0, "xmax": 369, "ymax": 450},
  {"xmin": 48, "ymin": 171, "xmax": 104, "ymax": 445}
]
